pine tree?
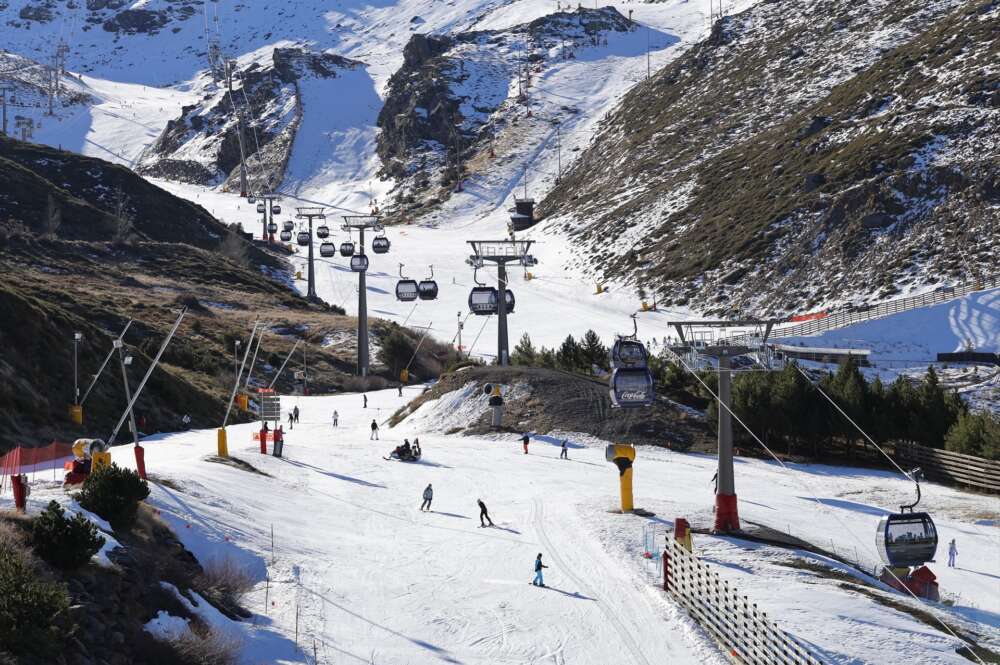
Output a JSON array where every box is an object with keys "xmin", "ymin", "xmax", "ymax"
[
  {"xmin": 579, "ymin": 330, "xmax": 607, "ymax": 371},
  {"xmin": 511, "ymin": 333, "xmax": 538, "ymax": 366},
  {"xmin": 556, "ymin": 335, "xmax": 582, "ymax": 371}
]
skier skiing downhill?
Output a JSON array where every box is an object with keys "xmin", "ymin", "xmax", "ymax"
[
  {"xmin": 370, "ymin": 419, "xmax": 379, "ymax": 440},
  {"xmin": 532, "ymin": 553, "xmax": 548, "ymax": 587},
  {"xmin": 421, "ymin": 484, "xmax": 433, "ymax": 511},
  {"xmin": 478, "ymin": 499, "xmax": 494, "ymax": 527}
]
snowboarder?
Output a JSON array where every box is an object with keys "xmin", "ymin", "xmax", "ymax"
[
  {"xmin": 421, "ymin": 484, "xmax": 433, "ymax": 511},
  {"xmin": 293, "ymin": 405, "xmax": 300, "ymax": 423},
  {"xmin": 332, "ymin": 410, "xmax": 339, "ymax": 427},
  {"xmin": 363, "ymin": 393, "xmax": 368, "ymax": 409},
  {"xmin": 532, "ymin": 553, "xmax": 548, "ymax": 586},
  {"xmin": 370, "ymin": 419, "xmax": 379, "ymax": 440},
  {"xmin": 478, "ymin": 499, "xmax": 494, "ymax": 527},
  {"xmin": 948, "ymin": 538, "xmax": 957, "ymax": 567},
  {"xmin": 522, "ymin": 433, "xmax": 530, "ymax": 455},
  {"xmin": 560, "ymin": 439, "xmax": 569, "ymax": 460}
]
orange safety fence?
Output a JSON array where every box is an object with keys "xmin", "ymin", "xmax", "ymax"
[
  {"xmin": 251, "ymin": 431, "xmax": 277, "ymax": 443},
  {"xmin": 0, "ymin": 442, "xmax": 74, "ymax": 492},
  {"xmin": 789, "ymin": 310, "xmax": 829, "ymax": 323}
]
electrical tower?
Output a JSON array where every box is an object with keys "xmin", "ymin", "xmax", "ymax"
[
  {"xmin": 466, "ymin": 240, "xmax": 537, "ymax": 366},
  {"xmin": 295, "ymin": 207, "xmax": 325, "ymax": 302},
  {"xmin": 342, "ymin": 215, "xmax": 384, "ymax": 376}
]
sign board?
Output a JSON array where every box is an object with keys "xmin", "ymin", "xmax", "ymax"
[{"xmin": 258, "ymin": 389, "xmax": 281, "ymax": 421}]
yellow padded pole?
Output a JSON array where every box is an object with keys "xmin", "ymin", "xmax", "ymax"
[
  {"xmin": 606, "ymin": 444, "xmax": 636, "ymax": 513},
  {"xmin": 217, "ymin": 428, "xmax": 229, "ymax": 458}
]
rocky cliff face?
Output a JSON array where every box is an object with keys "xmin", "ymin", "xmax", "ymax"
[
  {"xmin": 376, "ymin": 7, "xmax": 634, "ymax": 217},
  {"xmin": 540, "ymin": 0, "xmax": 1000, "ymax": 317},
  {"xmin": 138, "ymin": 47, "xmax": 360, "ymax": 193}
]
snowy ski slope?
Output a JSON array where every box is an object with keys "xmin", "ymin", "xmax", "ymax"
[{"xmin": 13, "ymin": 387, "xmax": 999, "ymax": 664}]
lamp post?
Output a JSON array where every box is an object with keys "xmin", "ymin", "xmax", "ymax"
[
  {"xmin": 234, "ymin": 339, "xmax": 242, "ymax": 385},
  {"xmin": 72, "ymin": 331, "xmax": 82, "ymax": 405}
]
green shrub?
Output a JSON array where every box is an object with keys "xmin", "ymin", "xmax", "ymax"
[
  {"xmin": 945, "ymin": 411, "xmax": 1000, "ymax": 460},
  {"xmin": 32, "ymin": 501, "xmax": 105, "ymax": 570},
  {"xmin": 77, "ymin": 463, "xmax": 150, "ymax": 529},
  {"xmin": 0, "ymin": 535, "xmax": 69, "ymax": 657}
]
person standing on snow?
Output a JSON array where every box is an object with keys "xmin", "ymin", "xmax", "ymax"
[
  {"xmin": 370, "ymin": 419, "xmax": 379, "ymax": 440},
  {"xmin": 522, "ymin": 433, "xmax": 530, "ymax": 455},
  {"xmin": 332, "ymin": 410, "xmax": 339, "ymax": 427},
  {"xmin": 560, "ymin": 439, "xmax": 569, "ymax": 460},
  {"xmin": 477, "ymin": 499, "xmax": 494, "ymax": 527},
  {"xmin": 948, "ymin": 538, "xmax": 958, "ymax": 567},
  {"xmin": 421, "ymin": 484, "xmax": 433, "ymax": 511},
  {"xmin": 288, "ymin": 411, "xmax": 295, "ymax": 430},
  {"xmin": 532, "ymin": 553, "xmax": 548, "ymax": 587},
  {"xmin": 398, "ymin": 385, "xmax": 403, "ymax": 397},
  {"xmin": 293, "ymin": 405, "xmax": 300, "ymax": 423},
  {"xmin": 363, "ymin": 393, "xmax": 368, "ymax": 409}
]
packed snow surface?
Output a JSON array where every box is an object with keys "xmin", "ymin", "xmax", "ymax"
[{"xmin": 10, "ymin": 388, "xmax": 996, "ymax": 663}]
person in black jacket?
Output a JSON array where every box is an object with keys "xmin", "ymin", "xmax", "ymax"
[
  {"xmin": 532, "ymin": 553, "xmax": 548, "ymax": 587},
  {"xmin": 370, "ymin": 419, "xmax": 379, "ymax": 440},
  {"xmin": 477, "ymin": 499, "xmax": 494, "ymax": 527}
]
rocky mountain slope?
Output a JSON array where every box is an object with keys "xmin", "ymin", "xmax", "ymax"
[
  {"xmin": 540, "ymin": 0, "xmax": 1000, "ymax": 317},
  {"xmin": 377, "ymin": 7, "xmax": 634, "ymax": 216}
]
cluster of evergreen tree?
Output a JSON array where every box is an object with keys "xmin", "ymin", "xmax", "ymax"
[{"xmin": 507, "ymin": 332, "xmax": 998, "ymax": 460}]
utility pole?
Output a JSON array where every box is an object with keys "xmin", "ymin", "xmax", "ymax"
[
  {"xmin": 114, "ymin": 340, "xmax": 140, "ymax": 447},
  {"xmin": 456, "ymin": 311, "xmax": 464, "ymax": 359},
  {"xmin": 72, "ymin": 332, "xmax": 82, "ymax": 405},
  {"xmin": 466, "ymin": 240, "xmax": 537, "ymax": 366},
  {"xmin": 342, "ymin": 215, "xmax": 384, "ymax": 376},
  {"xmin": 295, "ymin": 207, "xmax": 326, "ymax": 301},
  {"xmin": 233, "ymin": 339, "xmax": 242, "ymax": 385}
]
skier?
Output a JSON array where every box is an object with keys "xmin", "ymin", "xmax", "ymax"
[
  {"xmin": 332, "ymin": 410, "xmax": 339, "ymax": 427},
  {"xmin": 478, "ymin": 499, "xmax": 494, "ymax": 527},
  {"xmin": 421, "ymin": 483, "xmax": 433, "ymax": 511},
  {"xmin": 363, "ymin": 393, "xmax": 368, "ymax": 409},
  {"xmin": 560, "ymin": 439, "xmax": 569, "ymax": 460},
  {"xmin": 522, "ymin": 433, "xmax": 530, "ymax": 455},
  {"xmin": 398, "ymin": 385, "xmax": 403, "ymax": 397},
  {"xmin": 370, "ymin": 419, "xmax": 379, "ymax": 440},
  {"xmin": 293, "ymin": 405, "xmax": 300, "ymax": 423},
  {"xmin": 288, "ymin": 411, "xmax": 295, "ymax": 430},
  {"xmin": 948, "ymin": 538, "xmax": 958, "ymax": 567},
  {"xmin": 711, "ymin": 471, "xmax": 718, "ymax": 493},
  {"xmin": 532, "ymin": 553, "xmax": 548, "ymax": 587}
]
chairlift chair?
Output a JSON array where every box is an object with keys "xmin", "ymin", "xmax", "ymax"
[
  {"xmin": 282, "ymin": 220, "xmax": 294, "ymax": 232},
  {"xmin": 279, "ymin": 230, "xmax": 292, "ymax": 242},
  {"xmin": 350, "ymin": 254, "xmax": 369, "ymax": 272},
  {"xmin": 316, "ymin": 225, "xmax": 330, "ymax": 239},
  {"xmin": 340, "ymin": 240, "xmax": 355, "ymax": 257},
  {"xmin": 296, "ymin": 231, "xmax": 310, "ymax": 246},
  {"xmin": 267, "ymin": 221, "xmax": 278, "ymax": 234},
  {"xmin": 320, "ymin": 242, "xmax": 336, "ymax": 258},
  {"xmin": 417, "ymin": 265, "xmax": 439, "ymax": 300},
  {"xmin": 875, "ymin": 474, "xmax": 938, "ymax": 568},
  {"xmin": 396, "ymin": 264, "xmax": 419, "ymax": 302},
  {"xmin": 372, "ymin": 235, "xmax": 390, "ymax": 254}
]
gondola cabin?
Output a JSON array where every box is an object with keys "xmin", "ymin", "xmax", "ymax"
[
  {"xmin": 296, "ymin": 231, "xmax": 310, "ymax": 246},
  {"xmin": 876, "ymin": 512, "xmax": 938, "ymax": 568},
  {"xmin": 316, "ymin": 225, "xmax": 330, "ymax": 239},
  {"xmin": 283, "ymin": 220, "xmax": 294, "ymax": 232},
  {"xmin": 418, "ymin": 280, "xmax": 439, "ymax": 300},
  {"xmin": 372, "ymin": 237, "xmax": 390, "ymax": 254},
  {"xmin": 350, "ymin": 254, "xmax": 369, "ymax": 272},
  {"xmin": 469, "ymin": 287, "xmax": 498, "ymax": 315},
  {"xmin": 267, "ymin": 221, "xmax": 278, "ymax": 234},
  {"xmin": 279, "ymin": 230, "xmax": 292, "ymax": 242},
  {"xmin": 256, "ymin": 203, "xmax": 266, "ymax": 213},
  {"xmin": 271, "ymin": 205, "xmax": 282, "ymax": 215},
  {"xmin": 320, "ymin": 242, "xmax": 335, "ymax": 257},
  {"xmin": 611, "ymin": 339, "xmax": 649, "ymax": 369},
  {"xmin": 340, "ymin": 241, "xmax": 355, "ymax": 257},
  {"xmin": 609, "ymin": 368, "xmax": 655, "ymax": 408},
  {"xmin": 396, "ymin": 280, "xmax": 418, "ymax": 302}
]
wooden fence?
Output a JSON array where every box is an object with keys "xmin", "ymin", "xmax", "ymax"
[
  {"xmin": 663, "ymin": 538, "xmax": 826, "ymax": 665},
  {"xmin": 896, "ymin": 441, "xmax": 1000, "ymax": 493}
]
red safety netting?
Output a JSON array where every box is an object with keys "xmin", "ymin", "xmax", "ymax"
[
  {"xmin": 789, "ymin": 310, "xmax": 829, "ymax": 323},
  {"xmin": 0, "ymin": 442, "xmax": 74, "ymax": 492}
]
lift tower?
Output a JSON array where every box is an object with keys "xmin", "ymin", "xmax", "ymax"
[
  {"xmin": 295, "ymin": 207, "xmax": 325, "ymax": 302},
  {"xmin": 466, "ymin": 240, "xmax": 537, "ymax": 366},
  {"xmin": 668, "ymin": 319, "xmax": 775, "ymax": 533},
  {"xmin": 342, "ymin": 215, "xmax": 384, "ymax": 376}
]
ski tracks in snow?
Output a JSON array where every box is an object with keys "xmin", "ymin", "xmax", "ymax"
[{"xmin": 531, "ymin": 497, "xmax": 653, "ymax": 665}]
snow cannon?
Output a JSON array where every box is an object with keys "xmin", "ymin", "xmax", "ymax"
[
  {"xmin": 217, "ymin": 428, "xmax": 229, "ymax": 458},
  {"xmin": 605, "ymin": 444, "xmax": 635, "ymax": 513},
  {"xmin": 485, "ymin": 384, "xmax": 503, "ymax": 428},
  {"xmin": 64, "ymin": 438, "xmax": 108, "ymax": 487}
]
